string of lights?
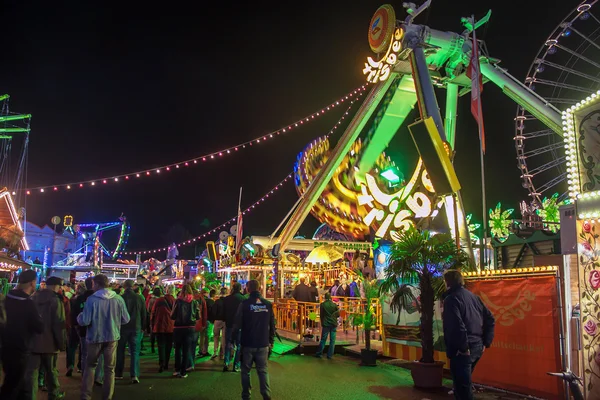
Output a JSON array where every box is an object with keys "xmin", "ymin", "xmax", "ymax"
[
  {"xmin": 120, "ymin": 173, "xmax": 293, "ymax": 256},
  {"xmin": 23, "ymin": 85, "xmax": 368, "ymax": 196},
  {"xmin": 121, "ymin": 97, "xmax": 360, "ymax": 256}
]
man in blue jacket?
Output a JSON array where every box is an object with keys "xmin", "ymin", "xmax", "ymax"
[
  {"xmin": 233, "ymin": 280, "xmax": 275, "ymax": 400},
  {"xmin": 442, "ymin": 270, "xmax": 495, "ymax": 400},
  {"xmin": 77, "ymin": 274, "xmax": 130, "ymax": 400}
]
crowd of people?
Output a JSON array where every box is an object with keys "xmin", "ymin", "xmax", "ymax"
[{"xmin": 0, "ymin": 271, "xmax": 276, "ymax": 400}]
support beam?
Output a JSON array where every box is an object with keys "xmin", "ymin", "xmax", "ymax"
[
  {"xmin": 0, "ymin": 114, "xmax": 31, "ymax": 123},
  {"xmin": 357, "ymin": 75, "xmax": 417, "ymax": 178},
  {"xmin": 444, "ymin": 83, "xmax": 474, "ymax": 263},
  {"xmin": 0, "ymin": 128, "xmax": 30, "ymax": 133},
  {"xmin": 480, "ymin": 62, "xmax": 562, "ymax": 135},
  {"xmin": 274, "ymin": 76, "xmax": 397, "ymax": 253}
]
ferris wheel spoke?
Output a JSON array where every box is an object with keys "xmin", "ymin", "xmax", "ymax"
[
  {"xmin": 562, "ymin": 24, "xmax": 600, "ymax": 51},
  {"xmin": 544, "ymin": 97, "xmax": 579, "ymax": 105},
  {"xmin": 515, "ymin": 129, "xmax": 555, "ymax": 140},
  {"xmin": 530, "ymin": 172, "xmax": 568, "ymax": 196},
  {"xmin": 554, "ymin": 43, "xmax": 600, "ymax": 69},
  {"xmin": 521, "ymin": 142, "xmax": 564, "ymax": 158},
  {"xmin": 529, "ymin": 77, "xmax": 595, "ymax": 94},
  {"xmin": 521, "ymin": 157, "xmax": 567, "ymax": 177},
  {"xmin": 536, "ymin": 58, "xmax": 600, "ymax": 84}
]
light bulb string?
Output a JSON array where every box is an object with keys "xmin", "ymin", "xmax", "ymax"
[
  {"xmin": 121, "ymin": 97, "xmax": 361, "ymax": 256},
  {"xmin": 25, "ymin": 85, "xmax": 368, "ymax": 194}
]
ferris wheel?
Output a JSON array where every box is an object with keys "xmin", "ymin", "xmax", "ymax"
[{"xmin": 515, "ymin": 0, "xmax": 600, "ymax": 206}]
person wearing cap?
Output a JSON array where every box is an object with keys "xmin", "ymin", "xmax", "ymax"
[
  {"xmin": 115, "ymin": 279, "xmax": 146, "ymax": 384},
  {"xmin": 24, "ymin": 275, "xmax": 67, "ymax": 399},
  {"xmin": 77, "ymin": 274, "xmax": 130, "ymax": 400},
  {"xmin": 0, "ymin": 269, "xmax": 44, "ymax": 398}
]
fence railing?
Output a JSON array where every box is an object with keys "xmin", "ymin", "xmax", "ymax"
[{"xmin": 273, "ymin": 296, "xmax": 381, "ymax": 342}]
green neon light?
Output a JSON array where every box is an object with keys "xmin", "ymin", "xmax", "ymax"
[
  {"xmin": 489, "ymin": 202, "xmax": 514, "ymax": 241},
  {"xmin": 380, "ymin": 168, "xmax": 401, "ymax": 183}
]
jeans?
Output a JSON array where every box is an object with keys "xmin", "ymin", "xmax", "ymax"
[
  {"xmin": 213, "ymin": 320, "xmax": 225, "ymax": 357},
  {"xmin": 116, "ymin": 330, "xmax": 142, "ymax": 378},
  {"xmin": 81, "ymin": 341, "xmax": 117, "ymax": 400},
  {"xmin": 173, "ymin": 328, "xmax": 194, "ymax": 375},
  {"xmin": 241, "ymin": 347, "xmax": 271, "ymax": 400},
  {"xmin": 189, "ymin": 331, "xmax": 199, "ymax": 367},
  {"xmin": 224, "ymin": 326, "xmax": 241, "ymax": 368},
  {"xmin": 449, "ymin": 342, "xmax": 483, "ymax": 400},
  {"xmin": 0, "ymin": 349, "xmax": 28, "ymax": 399},
  {"xmin": 316, "ymin": 326, "xmax": 337, "ymax": 359},
  {"xmin": 198, "ymin": 325, "xmax": 210, "ymax": 354},
  {"xmin": 156, "ymin": 332, "xmax": 174, "ymax": 369},
  {"xmin": 67, "ymin": 327, "xmax": 81, "ymax": 370},
  {"xmin": 24, "ymin": 353, "xmax": 61, "ymax": 400}
]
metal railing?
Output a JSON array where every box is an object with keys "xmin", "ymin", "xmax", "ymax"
[{"xmin": 273, "ymin": 296, "xmax": 382, "ymax": 341}]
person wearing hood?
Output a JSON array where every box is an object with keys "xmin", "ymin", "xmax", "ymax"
[
  {"xmin": 77, "ymin": 274, "xmax": 130, "ymax": 400},
  {"xmin": 24, "ymin": 276, "xmax": 66, "ymax": 400},
  {"xmin": 115, "ymin": 279, "xmax": 146, "ymax": 384},
  {"xmin": 0, "ymin": 269, "xmax": 44, "ymax": 399},
  {"xmin": 170, "ymin": 284, "xmax": 199, "ymax": 378}
]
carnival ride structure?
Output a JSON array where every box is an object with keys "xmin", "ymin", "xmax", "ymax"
[{"xmin": 272, "ymin": 2, "xmax": 564, "ymax": 270}]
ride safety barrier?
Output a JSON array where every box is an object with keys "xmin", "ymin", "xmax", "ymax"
[{"xmin": 273, "ymin": 296, "xmax": 382, "ymax": 342}]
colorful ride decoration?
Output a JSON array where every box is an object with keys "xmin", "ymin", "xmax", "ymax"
[
  {"xmin": 75, "ymin": 215, "xmax": 130, "ymax": 259},
  {"xmin": 294, "ymin": 136, "xmax": 440, "ymax": 242}
]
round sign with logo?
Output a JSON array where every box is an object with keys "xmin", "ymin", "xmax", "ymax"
[
  {"xmin": 368, "ymin": 4, "xmax": 396, "ymax": 54},
  {"xmin": 51, "ymin": 216, "xmax": 61, "ymax": 225}
]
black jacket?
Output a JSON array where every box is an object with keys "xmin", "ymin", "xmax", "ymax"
[
  {"xmin": 205, "ymin": 297, "xmax": 216, "ymax": 323},
  {"xmin": 3, "ymin": 289, "xmax": 44, "ymax": 352},
  {"xmin": 442, "ymin": 286, "xmax": 495, "ymax": 358},
  {"xmin": 292, "ymin": 283, "xmax": 312, "ymax": 302},
  {"xmin": 71, "ymin": 290, "xmax": 94, "ymax": 336},
  {"xmin": 121, "ymin": 288, "xmax": 147, "ymax": 332},
  {"xmin": 31, "ymin": 289, "xmax": 66, "ymax": 354},
  {"xmin": 171, "ymin": 297, "xmax": 200, "ymax": 328},
  {"xmin": 213, "ymin": 297, "xmax": 225, "ymax": 321},
  {"xmin": 223, "ymin": 291, "xmax": 245, "ymax": 327},
  {"xmin": 233, "ymin": 291, "xmax": 275, "ymax": 348}
]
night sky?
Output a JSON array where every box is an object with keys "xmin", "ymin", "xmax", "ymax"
[{"xmin": 0, "ymin": 0, "xmax": 577, "ymax": 258}]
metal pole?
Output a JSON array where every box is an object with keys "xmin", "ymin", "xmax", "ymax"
[
  {"xmin": 453, "ymin": 194, "xmax": 460, "ymax": 252},
  {"xmin": 479, "ymin": 125, "xmax": 488, "ymax": 269}
]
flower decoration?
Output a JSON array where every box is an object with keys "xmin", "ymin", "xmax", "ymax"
[
  {"xmin": 590, "ymin": 270, "xmax": 600, "ymax": 291},
  {"xmin": 585, "ymin": 319, "xmax": 598, "ymax": 336},
  {"xmin": 466, "ymin": 214, "xmax": 481, "ymax": 244}
]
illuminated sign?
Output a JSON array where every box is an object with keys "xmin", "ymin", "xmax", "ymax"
[
  {"xmin": 357, "ymin": 159, "xmax": 440, "ymax": 241},
  {"xmin": 363, "ymin": 27, "xmax": 404, "ymax": 83},
  {"xmin": 563, "ymin": 90, "xmax": 600, "ymax": 201},
  {"xmin": 313, "ymin": 241, "xmax": 371, "ymax": 251},
  {"xmin": 64, "ymin": 215, "xmax": 73, "ymax": 227}
]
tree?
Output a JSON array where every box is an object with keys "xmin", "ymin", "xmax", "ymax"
[{"xmin": 379, "ymin": 227, "xmax": 468, "ymax": 363}]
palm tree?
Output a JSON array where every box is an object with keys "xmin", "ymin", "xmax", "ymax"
[{"xmin": 379, "ymin": 227, "xmax": 468, "ymax": 363}]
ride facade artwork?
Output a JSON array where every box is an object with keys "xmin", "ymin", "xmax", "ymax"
[{"xmin": 287, "ymin": 1, "xmax": 562, "ymax": 266}]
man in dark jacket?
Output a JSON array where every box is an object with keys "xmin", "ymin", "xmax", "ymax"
[
  {"xmin": 292, "ymin": 278, "xmax": 312, "ymax": 302},
  {"xmin": 0, "ymin": 269, "xmax": 44, "ymax": 399},
  {"xmin": 25, "ymin": 276, "xmax": 66, "ymax": 400},
  {"xmin": 116, "ymin": 279, "xmax": 146, "ymax": 383},
  {"xmin": 232, "ymin": 280, "xmax": 274, "ymax": 400},
  {"xmin": 223, "ymin": 282, "xmax": 244, "ymax": 372},
  {"xmin": 442, "ymin": 270, "xmax": 495, "ymax": 400},
  {"xmin": 315, "ymin": 293, "xmax": 339, "ymax": 359}
]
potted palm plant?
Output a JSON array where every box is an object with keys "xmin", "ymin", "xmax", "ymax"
[
  {"xmin": 350, "ymin": 273, "xmax": 379, "ymax": 366},
  {"xmin": 380, "ymin": 227, "xmax": 468, "ymax": 388}
]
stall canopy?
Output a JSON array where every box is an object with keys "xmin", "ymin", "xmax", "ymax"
[{"xmin": 305, "ymin": 244, "xmax": 344, "ymax": 263}]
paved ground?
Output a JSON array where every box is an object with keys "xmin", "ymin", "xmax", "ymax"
[{"xmin": 46, "ymin": 340, "xmax": 526, "ymax": 400}]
